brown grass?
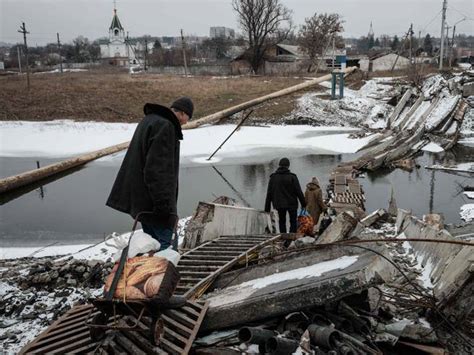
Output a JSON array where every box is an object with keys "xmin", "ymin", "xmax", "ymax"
[{"xmin": 0, "ymin": 71, "xmax": 306, "ymax": 122}]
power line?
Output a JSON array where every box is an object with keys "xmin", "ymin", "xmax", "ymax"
[
  {"xmin": 419, "ymin": 9, "xmax": 443, "ymax": 35},
  {"xmin": 448, "ymin": 6, "xmax": 474, "ymax": 21}
]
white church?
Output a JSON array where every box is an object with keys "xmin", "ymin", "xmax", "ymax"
[{"xmin": 99, "ymin": 7, "xmax": 138, "ymax": 66}]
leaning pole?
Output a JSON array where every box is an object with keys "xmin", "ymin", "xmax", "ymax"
[{"xmin": 0, "ymin": 67, "xmax": 357, "ymax": 194}]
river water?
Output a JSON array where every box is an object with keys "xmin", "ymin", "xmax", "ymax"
[{"xmin": 1, "ymin": 145, "xmax": 473, "ymax": 248}]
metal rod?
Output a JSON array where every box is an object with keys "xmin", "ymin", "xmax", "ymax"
[
  {"xmin": 206, "ymin": 110, "xmax": 254, "ymax": 161},
  {"xmin": 212, "ymin": 165, "xmax": 252, "ymax": 207}
]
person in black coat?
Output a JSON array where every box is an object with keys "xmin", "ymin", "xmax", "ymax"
[
  {"xmin": 264, "ymin": 157, "xmax": 306, "ymax": 233},
  {"xmin": 106, "ymin": 97, "xmax": 194, "ymax": 250}
]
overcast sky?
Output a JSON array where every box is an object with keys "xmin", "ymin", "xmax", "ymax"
[{"xmin": 1, "ymin": 0, "xmax": 473, "ymax": 45}]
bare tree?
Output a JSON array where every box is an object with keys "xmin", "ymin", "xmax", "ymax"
[
  {"xmin": 232, "ymin": 0, "xmax": 292, "ymax": 73},
  {"xmin": 298, "ymin": 13, "xmax": 344, "ymax": 72}
]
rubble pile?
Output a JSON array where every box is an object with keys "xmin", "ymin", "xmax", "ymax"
[
  {"xmin": 191, "ymin": 213, "xmax": 473, "ymax": 355},
  {"xmin": 0, "ymin": 256, "xmax": 113, "ymax": 349}
]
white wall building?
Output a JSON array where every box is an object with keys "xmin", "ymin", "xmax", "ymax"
[
  {"xmin": 100, "ymin": 8, "xmax": 137, "ymax": 66},
  {"xmin": 360, "ymin": 53, "xmax": 410, "ymax": 72}
]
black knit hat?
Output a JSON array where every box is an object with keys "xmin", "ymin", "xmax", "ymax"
[
  {"xmin": 279, "ymin": 157, "xmax": 290, "ymax": 167},
  {"xmin": 171, "ymin": 97, "xmax": 194, "ymax": 119}
]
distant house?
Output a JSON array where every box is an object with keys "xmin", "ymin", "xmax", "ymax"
[
  {"xmin": 359, "ymin": 53, "xmax": 410, "ymax": 72},
  {"xmin": 231, "ymin": 43, "xmax": 309, "ymax": 75}
]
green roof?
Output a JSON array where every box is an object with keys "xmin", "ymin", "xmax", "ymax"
[{"xmin": 109, "ymin": 9, "xmax": 124, "ymax": 31}]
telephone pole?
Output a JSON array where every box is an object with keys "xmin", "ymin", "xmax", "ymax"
[
  {"xmin": 18, "ymin": 22, "xmax": 30, "ymax": 90},
  {"xmin": 144, "ymin": 38, "xmax": 148, "ymax": 71},
  {"xmin": 439, "ymin": 0, "xmax": 448, "ymax": 70},
  {"xmin": 445, "ymin": 25, "xmax": 451, "ymax": 68},
  {"xmin": 17, "ymin": 46, "xmax": 22, "ymax": 73},
  {"xmin": 409, "ymin": 23, "xmax": 414, "ymax": 63},
  {"xmin": 180, "ymin": 29, "xmax": 188, "ymax": 77},
  {"xmin": 57, "ymin": 33, "xmax": 63, "ymax": 73}
]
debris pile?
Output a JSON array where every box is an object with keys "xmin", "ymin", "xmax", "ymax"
[
  {"xmin": 191, "ymin": 211, "xmax": 473, "ymax": 354},
  {"xmin": 0, "ymin": 257, "xmax": 113, "ymax": 349}
]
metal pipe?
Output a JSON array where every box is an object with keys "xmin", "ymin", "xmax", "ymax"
[
  {"xmin": 265, "ymin": 337, "xmax": 300, "ymax": 355},
  {"xmin": 307, "ymin": 324, "xmax": 341, "ymax": 349},
  {"xmin": 238, "ymin": 326, "xmax": 275, "ymax": 345}
]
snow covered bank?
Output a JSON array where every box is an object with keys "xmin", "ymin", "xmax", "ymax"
[
  {"xmin": 0, "ymin": 120, "xmax": 371, "ymax": 167},
  {"xmin": 288, "ymin": 78, "xmax": 397, "ymax": 129}
]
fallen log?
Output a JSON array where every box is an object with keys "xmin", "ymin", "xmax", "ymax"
[
  {"xmin": 0, "ymin": 142, "xmax": 129, "ymax": 194},
  {"xmin": 184, "ymin": 66, "xmax": 357, "ymax": 130},
  {"xmin": 0, "ymin": 67, "xmax": 357, "ymax": 195}
]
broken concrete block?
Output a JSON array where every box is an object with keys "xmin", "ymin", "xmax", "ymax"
[
  {"xmin": 422, "ymin": 213, "xmax": 444, "ymax": 230},
  {"xmin": 401, "ymin": 323, "xmax": 438, "ymax": 343},
  {"xmin": 463, "ymin": 82, "xmax": 474, "ymax": 97},
  {"xmin": 361, "ymin": 209, "xmax": 388, "ymax": 227},
  {"xmin": 294, "ymin": 236, "xmax": 316, "ymax": 248},
  {"xmin": 201, "ymin": 249, "xmax": 393, "ymax": 332},
  {"xmin": 349, "ymin": 222, "xmax": 365, "ymax": 238},
  {"xmin": 316, "ymin": 212, "xmax": 358, "ymax": 245},
  {"xmin": 388, "ymin": 188, "xmax": 398, "ymax": 217},
  {"xmin": 183, "ymin": 202, "xmax": 273, "ymax": 249},
  {"xmin": 395, "ymin": 208, "xmax": 411, "ymax": 233}
]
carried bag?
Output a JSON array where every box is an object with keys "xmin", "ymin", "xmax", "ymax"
[{"xmin": 297, "ymin": 209, "xmax": 314, "ymax": 235}]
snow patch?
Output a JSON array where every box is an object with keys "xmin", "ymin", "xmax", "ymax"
[
  {"xmin": 464, "ymin": 191, "xmax": 474, "ymax": 199},
  {"xmin": 421, "ymin": 142, "xmax": 444, "ymax": 153},
  {"xmin": 244, "ymin": 255, "xmax": 359, "ymax": 289},
  {"xmin": 460, "ymin": 204, "xmax": 474, "ymax": 222}
]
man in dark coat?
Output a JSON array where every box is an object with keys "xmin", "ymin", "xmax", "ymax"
[
  {"xmin": 106, "ymin": 97, "xmax": 194, "ymax": 250},
  {"xmin": 264, "ymin": 157, "xmax": 306, "ymax": 233}
]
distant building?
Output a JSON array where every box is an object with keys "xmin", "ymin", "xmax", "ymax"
[
  {"xmin": 360, "ymin": 53, "xmax": 410, "ymax": 72},
  {"xmin": 99, "ymin": 7, "xmax": 137, "ymax": 66},
  {"xmin": 0, "ymin": 61, "xmax": 4, "ymax": 70},
  {"xmin": 210, "ymin": 27, "xmax": 235, "ymax": 39}
]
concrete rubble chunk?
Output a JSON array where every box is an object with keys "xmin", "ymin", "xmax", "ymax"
[
  {"xmin": 361, "ymin": 208, "xmax": 388, "ymax": 227},
  {"xmin": 201, "ymin": 247, "xmax": 395, "ymax": 332},
  {"xmin": 423, "ymin": 213, "xmax": 445, "ymax": 230},
  {"xmin": 316, "ymin": 211, "xmax": 358, "ymax": 244},
  {"xmin": 183, "ymin": 201, "xmax": 273, "ymax": 249},
  {"xmin": 395, "ymin": 208, "xmax": 411, "ymax": 233}
]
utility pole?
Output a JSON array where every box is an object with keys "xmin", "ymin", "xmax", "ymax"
[
  {"xmin": 180, "ymin": 29, "xmax": 188, "ymax": 77},
  {"xmin": 18, "ymin": 22, "xmax": 30, "ymax": 90},
  {"xmin": 17, "ymin": 46, "xmax": 22, "ymax": 73},
  {"xmin": 332, "ymin": 36, "xmax": 336, "ymax": 69},
  {"xmin": 439, "ymin": 0, "xmax": 448, "ymax": 70},
  {"xmin": 144, "ymin": 38, "xmax": 148, "ymax": 71},
  {"xmin": 445, "ymin": 25, "xmax": 451, "ymax": 68},
  {"xmin": 57, "ymin": 33, "xmax": 63, "ymax": 73},
  {"xmin": 409, "ymin": 23, "xmax": 414, "ymax": 63}
]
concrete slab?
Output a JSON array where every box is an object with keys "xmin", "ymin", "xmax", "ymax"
[{"xmin": 201, "ymin": 249, "xmax": 394, "ymax": 331}]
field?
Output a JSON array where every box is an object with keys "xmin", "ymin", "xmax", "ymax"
[{"xmin": 0, "ymin": 70, "xmax": 312, "ymax": 122}]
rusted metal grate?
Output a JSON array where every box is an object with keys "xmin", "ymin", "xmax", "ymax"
[
  {"xmin": 177, "ymin": 234, "xmax": 281, "ymax": 299},
  {"xmin": 20, "ymin": 234, "xmax": 281, "ymax": 354},
  {"xmin": 20, "ymin": 300, "xmax": 208, "ymax": 354}
]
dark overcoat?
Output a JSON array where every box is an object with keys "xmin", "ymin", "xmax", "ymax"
[
  {"xmin": 264, "ymin": 167, "xmax": 306, "ymax": 212},
  {"xmin": 106, "ymin": 103, "xmax": 182, "ymax": 227}
]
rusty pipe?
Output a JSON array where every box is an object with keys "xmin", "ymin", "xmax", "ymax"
[
  {"xmin": 238, "ymin": 327, "xmax": 276, "ymax": 353},
  {"xmin": 307, "ymin": 324, "xmax": 341, "ymax": 349},
  {"xmin": 265, "ymin": 336, "xmax": 300, "ymax": 355}
]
